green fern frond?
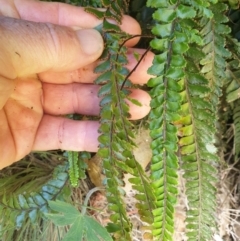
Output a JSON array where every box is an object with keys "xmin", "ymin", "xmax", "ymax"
[
  {"xmin": 86, "ymin": 1, "xmax": 155, "ymax": 240},
  {"xmin": 0, "ymin": 162, "xmax": 69, "ymax": 241},
  {"xmin": 200, "ymin": 3, "xmax": 231, "ymax": 105},
  {"xmin": 68, "ymin": 151, "xmax": 80, "ymax": 187},
  {"xmin": 179, "ymin": 71, "xmax": 218, "ymax": 241},
  {"xmin": 178, "ymin": 2, "xmax": 229, "ymax": 240},
  {"xmin": 94, "ymin": 7, "xmax": 134, "ymax": 241},
  {"xmin": 146, "ymin": 1, "xmax": 201, "ymax": 240},
  {"xmin": 67, "ymin": 151, "xmax": 88, "ymax": 187}
]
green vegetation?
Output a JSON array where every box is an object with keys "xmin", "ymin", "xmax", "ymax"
[{"xmin": 1, "ymin": 0, "xmax": 240, "ymax": 240}]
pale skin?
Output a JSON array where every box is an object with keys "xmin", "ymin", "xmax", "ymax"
[{"xmin": 0, "ymin": 0, "xmax": 154, "ymax": 170}]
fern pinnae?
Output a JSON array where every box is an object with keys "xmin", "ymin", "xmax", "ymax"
[
  {"xmin": 0, "ymin": 162, "xmax": 69, "ymax": 240},
  {"xmin": 146, "ymin": 1, "xmax": 199, "ymax": 240},
  {"xmin": 146, "ymin": 0, "xmax": 223, "ymax": 240},
  {"xmin": 67, "ymin": 151, "xmax": 79, "ymax": 187},
  {"xmin": 180, "ymin": 71, "xmax": 218, "ymax": 241},
  {"xmin": 86, "ymin": 1, "xmax": 155, "ymax": 239},
  {"xmin": 176, "ymin": 2, "xmax": 229, "ymax": 240},
  {"xmin": 200, "ymin": 2, "xmax": 231, "ymax": 106}
]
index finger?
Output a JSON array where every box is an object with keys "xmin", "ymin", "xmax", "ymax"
[{"xmin": 10, "ymin": 0, "xmax": 141, "ymax": 46}]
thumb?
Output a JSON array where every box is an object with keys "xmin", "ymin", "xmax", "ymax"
[{"xmin": 0, "ymin": 16, "xmax": 104, "ymax": 79}]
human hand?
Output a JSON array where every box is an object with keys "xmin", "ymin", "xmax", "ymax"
[{"xmin": 0, "ymin": 0, "xmax": 154, "ymax": 169}]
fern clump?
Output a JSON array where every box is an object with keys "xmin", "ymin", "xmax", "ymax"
[{"xmin": 146, "ymin": 0, "xmax": 229, "ymax": 240}]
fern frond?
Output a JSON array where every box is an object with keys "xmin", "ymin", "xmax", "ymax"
[
  {"xmin": 68, "ymin": 151, "xmax": 79, "ymax": 187},
  {"xmin": 177, "ymin": 2, "xmax": 229, "ymax": 240},
  {"xmin": 67, "ymin": 151, "xmax": 89, "ymax": 187},
  {"xmin": 146, "ymin": 1, "xmax": 202, "ymax": 240},
  {"xmin": 200, "ymin": 3, "xmax": 231, "ymax": 105},
  {"xmin": 86, "ymin": 1, "xmax": 155, "ymax": 239},
  {"xmin": 0, "ymin": 162, "xmax": 69, "ymax": 240},
  {"xmin": 178, "ymin": 71, "xmax": 219, "ymax": 241}
]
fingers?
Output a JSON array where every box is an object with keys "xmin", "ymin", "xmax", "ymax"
[
  {"xmin": 0, "ymin": 76, "xmax": 15, "ymax": 109},
  {"xmin": 40, "ymin": 48, "xmax": 154, "ymax": 120},
  {"xmin": 1, "ymin": 77, "xmax": 43, "ymax": 166},
  {"xmin": 38, "ymin": 48, "xmax": 154, "ymax": 85},
  {"xmin": 11, "ymin": 0, "xmax": 141, "ymax": 46},
  {"xmin": 33, "ymin": 116, "xmax": 99, "ymax": 152},
  {"xmin": 33, "ymin": 83, "xmax": 151, "ymax": 152},
  {"xmin": 42, "ymin": 83, "xmax": 151, "ymax": 120},
  {"xmin": 0, "ymin": 110, "xmax": 16, "ymax": 169},
  {"xmin": 34, "ymin": 82, "xmax": 151, "ymax": 152},
  {"xmin": 0, "ymin": 17, "xmax": 103, "ymax": 79}
]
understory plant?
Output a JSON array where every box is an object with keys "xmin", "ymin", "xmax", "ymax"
[{"xmin": 1, "ymin": 0, "xmax": 240, "ymax": 240}]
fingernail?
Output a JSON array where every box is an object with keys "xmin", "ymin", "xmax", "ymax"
[{"xmin": 76, "ymin": 29, "xmax": 103, "ymax": 56}]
